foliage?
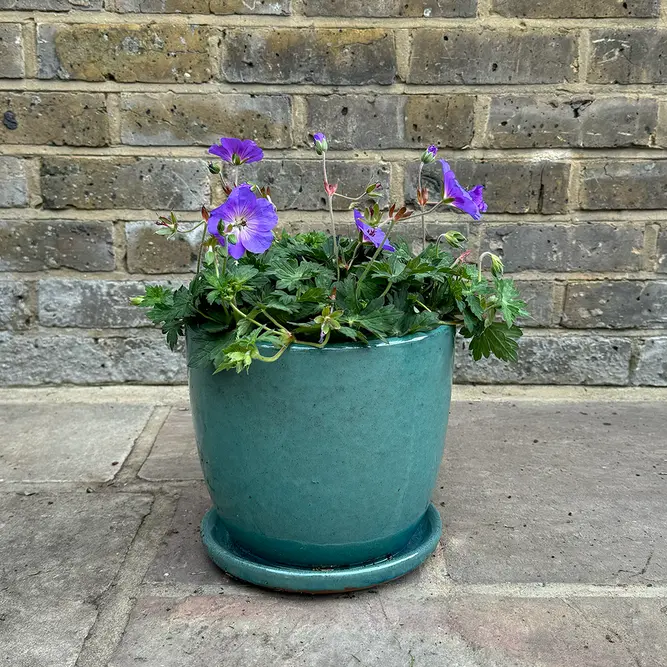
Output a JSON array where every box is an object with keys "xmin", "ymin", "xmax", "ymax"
[
  {"xmin": 132, "ymin": 135, "xmax": 528, "ymax": 373},
  {"xmin": 133, "ymin": 231, "xmax": 528, "ymax": 373}
]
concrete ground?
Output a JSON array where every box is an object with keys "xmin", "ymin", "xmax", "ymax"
[{"xmin": 1, "ymin": 385, "xmax": 666, "ymax": 667}]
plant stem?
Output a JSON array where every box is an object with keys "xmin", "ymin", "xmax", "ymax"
[
  {"xmin": 477, "ymin": 251, "xmax": 492, "ymax": 281},
  {"xmin": 254, "ymin": 345, "xmax": 289, "ymax": 363},
  {"xmin": 294, "ymin": 332, "xmax": 330, "ymax": 348},
  {"xmin": 379, "ymin": 281, "xmax": 393, "ymax": 299},
  {"xmin": 418, "ymin": 163, "xmax": 426, "ymax": 250},
  {"xmin": 261, "ymin": 309, "xmax": 291, "ymax": 335},
  {"xmin": 177, "ymin": 221, "xmax": 205, "ymax": 233},
  {"xmin": 356, "ymin": 217, "xmax": 399, "ymax": 297},
  {"xmin": 322, "ymin": 154, "xmax": 339, "ymax": 280},
  {"xmin": 414, "ymin": 299, "xmax": 432, "ymax": 312},
  {"xmin": 229, "ymin": 302, "xmax": 276, "ymax": 335},
  {"xmin": 196, "ymin": 230, "xmax": 207, "ymax": 275}
]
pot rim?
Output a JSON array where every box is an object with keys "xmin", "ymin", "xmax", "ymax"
[
  {"xmin": 187, "ymin": 323, "xmax": 456, "ymax": 352},
  {"xmin": 265, "ymin": 323, "xmax": 455, "ymax": 352}
]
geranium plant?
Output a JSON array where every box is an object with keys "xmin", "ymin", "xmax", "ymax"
[{"xmin": 132, "ymin": 135, "xmax": 528, "ymax": 373}]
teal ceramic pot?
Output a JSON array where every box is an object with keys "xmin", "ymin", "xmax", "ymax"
[{"xmin": 188, "ymin": 325, "xmax": 455, "ymax": 591}]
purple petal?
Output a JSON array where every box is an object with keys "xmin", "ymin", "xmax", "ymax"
[
  {"xmin": 353, "ymin": 209, "xmax": 394, "ymax": 252},
  {"xmin": 246, "ymin": 196, "xmax": 278, "ymax": 233},
  {"xmin": 208, "ymin": 138, "xmax": 263, "ymax": 164},
  {"xmin": 468, "ymin": 185, "xmax": 488, "ymax": 214},
  {"xmin": 238, "ymin": 229, "xmax": 274, "ymax": 253},
  {"xmin": 313, "ymin": 132, "xmax": 326, "ymax": 143},
  {"xmin": 227, "ymin": 238, "xmax": 246, "ymax": 259}
]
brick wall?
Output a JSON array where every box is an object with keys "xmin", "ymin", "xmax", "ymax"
[{"xmin": 1, "ymin": 1, "xmax": 666, "ymax": 386}]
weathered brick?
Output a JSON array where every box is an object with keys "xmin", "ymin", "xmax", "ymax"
[
  {"xmin": 37, "ymin": 24, "xmax": 212, "ymax": 83},
  {"xmin": 492, "ymin": 0, "xmax": 659, "ymax": 17},
  {"xmin": 482, "ymin": 223, "xmax": 644, "ymax": 273},
  {"xmin": 0, "ymin": 24, "xmax": 24, "ymax": 79},
  {"xmin": 0, "ymin": 157, "xmax": 28, "ymax": 208},
  {"xmin": 589, "ymin": 30, "xmax": 667, "ymax": 84},
  {"xmin": 455, "ymin": 334, "xmax": 632, "ymax": 385},
  {"xmin": 120, "ymin": 93, "xmax": 291, "ymax": 147},
  {"xmin": 126, "ymin": 221, "xmax": 201, "ymax": 274},
  {"xmin": 485, "ymin": 96, "xmax": 657, "ymax": 149},
  {"xmin": 0, "ymin": 92, "xmax": 109, "ymax": 147},
  {"xmin": 563, "ymin": 281, "xmax": 667, "ymax": 329},
  {"xmin": 38, "ymin": 279, "xmax": 183, "ymax": 328},
  {"xmin": 0, "ymin": 331, "xmax": 186, "ymax": 385},
  {"xmin": 406, "ymin": 160, "xmax": 570, "ymax": 214},
  {"xmin": 305, "ymin": 95, "xmax": 403, "ymax": 150},
  {"xmin": 221, "ymin": 29, "xmax": 396, "ymax": 85},
  {"xmin": 0, "ymin": 220, "xmax": 115, "ymax": 272},
  {"xmin": 115, "ymin": 0, "xmax": 289, "ymax": 13},
  {"xmin": 408, "ymin": 30, "xmax": 577, "ymax": 85},
  {"xmin": 580, "ymin": 161, "xmax": 667, "ymax": 210},
  {"xmin": 305, "ymin": 94, "xmax": 474, "ymax": 150},
  {"xmin": 404, "ymin": 95, "xmax": 475, "ymax": 148},
  {"xmin": 633, "ymin": 337, "xmax": 667, "ymax": 386},
  {"xmin": 658, "ymin": 226, "xmax": 667, "ymax": 274},
  {"xmin": 242, "ymin": 159, "xmax": 390, "ymax": 211},
  {"xmin": 0, "ymin": 280, "xmax": 33, "ymax": 330},
  {"xmin": 303, "ymin": 0, "xmax": 476, "ymax": 17},
  {"xmin": 513, "ymin": 280, "xmax": 555, "ymax": 327},
  {"xmin": 0, "ymin": 0, "xmax": 102, "ymax": 8},
  {"xmin": 41, "ymin": 158, "xmax": 210, "ymax": 210}
]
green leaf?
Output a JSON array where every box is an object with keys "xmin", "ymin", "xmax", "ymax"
[
  {"xmin": 468, "ymin": 323, "xmax": 523, "ymax": 362},
  {"xmin": 494, "ymin": 278, "xmax": 530, "ymax": 328}
]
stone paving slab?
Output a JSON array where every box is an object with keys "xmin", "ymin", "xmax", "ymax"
[
  {"xmin": 439, "ymin": 402, "xmax": 667, "ymax": 585},
  {"xmin": 0, "ymin": 403, "xmax": 153, "ymax": 482},
  {"xmin": 143, "ymin": 483, "xmax": 225, "ymax": 586},
  {"xmin": 138, "ymin": 406, "xmax": 202, "ymax": 481},
  {"xmin": 0, "ymin": 492, "xmax": 152, "ymax": 598},
  {"xmin": 109, "ymin": 594, "xmax": 667, "ymax": 667},
  {"xmin": 0, "ymin": 595, "xmax": 96, "ymax": 667}
]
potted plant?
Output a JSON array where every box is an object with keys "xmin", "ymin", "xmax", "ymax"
[{"xmin": 132, "ymin": 134, "xmax": 527, "ymax": 593}]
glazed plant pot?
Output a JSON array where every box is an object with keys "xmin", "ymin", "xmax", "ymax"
[{"xmin": 188, "ymin": 324, "xmax": 455, "ymax": 593}]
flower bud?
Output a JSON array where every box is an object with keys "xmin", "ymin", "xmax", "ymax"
[
  {"xmin": 313, "ymin": 132, "xmax": 328, "ymax": 155},
  {"xmin": 490, "ymin": 253, "xmax": 504, "ymax": 278},
  {"xmin": 443, "ymin": 230, "xmax": 467, "ymax": 249},
  {"xmin": 420, "ymin": 145, "xmax": 438, "ymax": 164},
  {"xmin": 207, "ymin": 162, "xmax": 221, "ymax": 174}
]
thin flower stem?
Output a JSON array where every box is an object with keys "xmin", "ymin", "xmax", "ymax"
[
  {"xmin": 261, "ymin": 309, "xmax": 291, "ymax": 335},
  {"xmin": 414, "ymin": 299, "xmax": 432, "ymax": 312},
  {"xmin": 233, "ymin": 166, "xmax": 239, "ymax": 187},
  {"xmin": 221, "ymin": 243, "xmax": 229, "ymax": 276},
  {"xmin": 196, "ymin": 230, "xmax": 207, "ymax": 275},
  {"xmin": 356, "ymin": 217, "xmax": 399, "ymax": 297},
  {"xmin": 229, "ymin": 302, "xmax": 276, "ymax": 336},
  {"xmin": 254, "ymin": 345, "xmax": 289, "ymax": 363},
  {"xmin": 379, "ymin": 281, "xmax": 393, "ymax": 299},
  {"xmin": 346, "ymin": 237, "xmax": 362, "ymax": 272},
  {"xmin": 322, "ymin": 154, "xmax": 339, "ymax": 280},
  {"xmin": 477, "ymin": 251, "xmax": 492, "ymax": 281},
  {"xmin": 418, "ymin": 163, "xmax": 426, "ymax": 250},
  {"xmin": 176, "ymin": 221, "xmax": 205, "ymax": 234},
  {"xmin": 294, "ymin": 332, "xmax": 330, "ymax": 349}
]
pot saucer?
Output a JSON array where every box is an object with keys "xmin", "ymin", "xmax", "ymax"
[{"xmin": 200, "ymin": 503, "xmax": 442, "ymax": 594}]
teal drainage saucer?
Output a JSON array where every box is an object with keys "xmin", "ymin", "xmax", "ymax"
[{"xmin": 200, "ymin": 503, "xmax": 442, "ymax": 594}]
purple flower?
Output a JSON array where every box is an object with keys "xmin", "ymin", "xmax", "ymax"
[
  {"xmin": 354, "ymin": 210, "xmax": 395, "ymax": 252},
  {"xmin": 440, "ymin": 160, "xmax": 484, "ymax": 221},
  {"xmin": 208, "ymin": 138, "xmax": 264, "ymax": 165},
  {"xmin": 421, "ymin": 145, "xmax": 438, "ymax": 164},
  {"xmin": 313, "ymin": 132, "xmax": 328, "ymax": 155},
  {"xmin": 468, "ymin": 185, "xmax": 488, "ymax": 214},
  {"xmin": 208, "ymin": 185, "xmax": 278, "ymax": 259}
]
